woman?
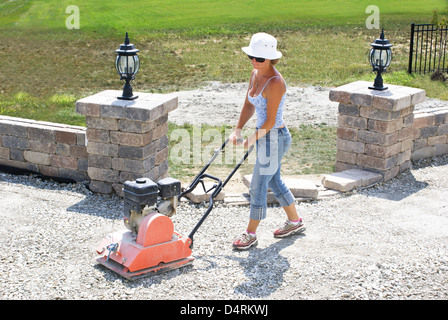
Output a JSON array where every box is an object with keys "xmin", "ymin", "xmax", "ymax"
[{"xmin": 229, "ymin": 32, "xmax": 305, "ymax": 250}]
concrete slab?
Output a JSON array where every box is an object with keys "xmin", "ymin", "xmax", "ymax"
[
  {"xmin": 322, "ymin": 169, "xmax": 383, "ymax": 192},
  {"xmin": 243, "ymin": 174, "xmax": 319, "ymax": 199}
]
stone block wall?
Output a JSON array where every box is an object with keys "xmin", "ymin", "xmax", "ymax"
[
  {"xmin": 330, "ymin": 81, "xmax": 426, "ymax": 181},
  {"xmin": 411, "ymin": 107, "xmax": 448, "ymax": 161},
  {"xmin": 0, "ymin": 90, "xmax": 177, "ymax": 197},
  {"xmin": 75, "ymin": 90, "xmax": 178, "ymax": 195},
  {"xmin": 0, "ymin": 116, "xmax": 88, "ymax": 181}
]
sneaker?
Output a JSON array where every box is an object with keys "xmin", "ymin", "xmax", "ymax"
[
  {"xmin": 232, "ymin": 231, "xmax": 258, "ymax": 250},
  {"xmin": 273, "ymin": 219, "xmax": 306, "ymax": 238}
]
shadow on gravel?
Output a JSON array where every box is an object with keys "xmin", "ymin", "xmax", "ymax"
[
  {"xmin": 66, "ymin": 195, "xmax": 123, "ymax": 220},
  {"xmin": 93, "ymin": 255, "xmax": 197, "ymax": 286},
  {"xmin": 371, "ymin": 155, "xmax": 448, "ymax": 202},
  {"xmin": 367, "ymin": 171, "xmax": 429, "ymax": 202},
  {"xmin": 225, "ymin": 233, "xmax": 306, "ymax": 298}
]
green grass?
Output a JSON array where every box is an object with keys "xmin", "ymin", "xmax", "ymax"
[
  {"xmin": 286, "ymin": 124, "xmax": 337, "ymax": 175},
  {"xmin": 0, "ymin": 92, "xmax": 85, "ymax": 126},
  {"xmin": 1, "ymin": 0, "xmax": 446, "ymax": 98},
  {"xmin": 0, "ymin": 0, "xmax": 446, "ymax": 102},
  {"xmin": 3, "ymin": 0, "xmax": 445, "ymax": 35},
  {"xmin": 167, "ymin": 123, "xmax": 337, "ymax": 179}
]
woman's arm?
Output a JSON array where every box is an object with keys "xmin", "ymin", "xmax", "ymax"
[{"xmin": 230, "ymin": 71, "xmax": 256, "ymax": 144}]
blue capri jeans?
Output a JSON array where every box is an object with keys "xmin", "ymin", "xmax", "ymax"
[{"xmin": 249, "ymin": 126, "xmax": 295, "ymax": 220}]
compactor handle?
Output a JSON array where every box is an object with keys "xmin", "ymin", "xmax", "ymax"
[{"xmin": 187, "ymin": 145, "xmax": 254, "ymax": 248}]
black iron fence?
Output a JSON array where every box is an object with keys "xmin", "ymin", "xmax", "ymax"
[{"xmin": 408, "ymin": 23, "xmax": 448, "ymax": 74}]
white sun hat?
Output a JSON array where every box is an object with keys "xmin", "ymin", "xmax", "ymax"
[{"xmin": 242, "ymin": 32, "xmax": 282, "ymax": 60}]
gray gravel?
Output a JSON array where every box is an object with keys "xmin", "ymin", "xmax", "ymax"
[{"xmin": 1, "ymin": 154, "xmax": 447, "ymax": 300}]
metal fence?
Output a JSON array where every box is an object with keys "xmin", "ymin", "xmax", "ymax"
[{"xmin": 408, "ymin": 23, "xmax": 448, "ymax": 74}]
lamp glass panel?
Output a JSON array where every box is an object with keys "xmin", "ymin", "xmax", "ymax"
[
  {"xmin": 370, "ymin": 48, "xmax": 392, "ymax": 69},
  {"xmin": 115, "ymin": 55, "xmax": 121, "ymax": 75},
  {"xmin": 116, "ymin": 55, "xmax": 140, "ymax": 76},
  {"xmin": 385, "ymin": 50, "xmax": 392, "ymax": 68},
  {"xmin": 372, "ymin": 49, "xmax": 382, "ymax": 67},
  {"xmin": 117, "ymin": 55, "xmax": 127, "ymax": 75},
  {"xmin": 369, "ymin": 49, "xmax": 374, "ymax": 67},
  {"xmin": 132, "ymin": 55, "xmax": 140, "ymax": 75}
]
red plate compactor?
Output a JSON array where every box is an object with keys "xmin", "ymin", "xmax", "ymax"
[{"xmin": 95, "ymin": 140, "xmax": 253, "ymax": 280}]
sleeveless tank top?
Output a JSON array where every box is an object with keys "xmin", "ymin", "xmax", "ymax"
[{"xmin": 247, "ymin": 73, "xmax": 286, "ymax": 129}]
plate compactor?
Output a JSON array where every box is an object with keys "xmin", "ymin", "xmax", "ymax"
[{"xmin": 95, "ymin": 139, "xmax": 253, "ymax": 280}]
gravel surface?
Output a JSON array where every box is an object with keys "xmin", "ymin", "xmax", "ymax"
[{"xmin": 1, "ymin": 155, "xmax": 447, "ymax": 300}]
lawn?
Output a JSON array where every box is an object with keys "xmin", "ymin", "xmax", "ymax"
[
  {"xmin": 167, "ymin": 123, "xmax": 338, "ymax": 180},
  {"xmin": 3, "ymin": 0, "xmax": 445, "ymax": 34},
  {"xmin": 0, "ymin": 0, "xmax": 447, "ymax": 175},
  {"xmin": 1, "ymin": 0, "xmax": 446, "ymax": 99}
]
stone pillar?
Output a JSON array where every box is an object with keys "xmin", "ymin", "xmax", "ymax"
[
  {"xmin": 329, "ymin": 81, "xmax": 426, "ymax": 181},
  {"xmin": 75, "ymin": 90, "xmax": 177, "ymax": 195}
]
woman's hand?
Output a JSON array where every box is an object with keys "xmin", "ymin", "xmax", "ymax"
[
  {"xmin": 245, "ymin": 133, "xmax": 257, "ymax": 149},
  {"xmin": 229, "ymin": 128, "xmax": 243, "ymax": 145}
]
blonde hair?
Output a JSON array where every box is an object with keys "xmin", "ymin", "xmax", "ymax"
[{"xmin": 270, "ymin": 59, "xmax": 279, "ymax": 66}]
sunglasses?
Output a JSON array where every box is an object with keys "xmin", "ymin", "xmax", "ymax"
[{"xmin": 247, "ymin": 55, "xmax": 266, "ymax": 63}]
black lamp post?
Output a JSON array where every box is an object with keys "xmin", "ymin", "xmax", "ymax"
[
  {"xmin": 369, "ymin": 29, "xmax": 393, "ymax": 91},
  {"xmin": 115, "ymin": 32, "xmax": 140, "ymax": 100}
]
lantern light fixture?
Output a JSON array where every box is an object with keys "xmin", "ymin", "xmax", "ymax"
[
  {"xmin": 115, "ymin": 32, "xmax": 140, "ymax": 100},
  {"xmin": 368, "ymin": 29, "xmax": 393, "ymax": 91}
]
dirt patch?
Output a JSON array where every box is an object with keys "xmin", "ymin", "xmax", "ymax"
[{"xmin": 169, "ymin": 81, "xmax": 448, "ymax": 128}]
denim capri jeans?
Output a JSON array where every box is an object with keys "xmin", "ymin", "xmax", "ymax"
[{"xmin": 249, "ymin": 126, "xmax": 295, "ymax": 220}]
